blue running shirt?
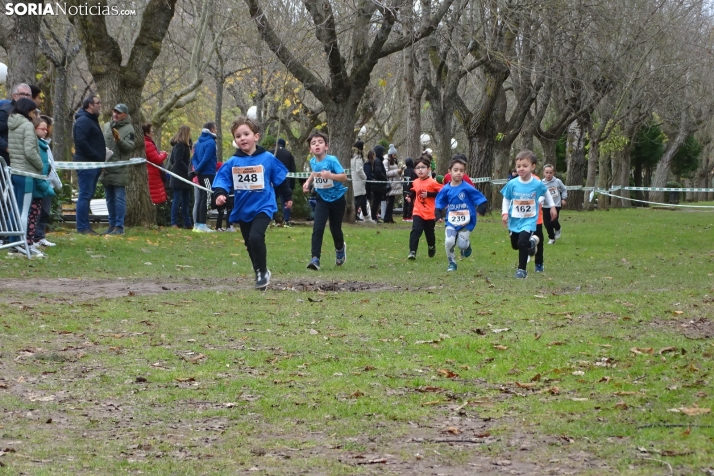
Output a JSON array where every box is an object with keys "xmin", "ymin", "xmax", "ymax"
[
  {"xmin": 500, "ymin": 177, "xmax": 548, "ymax": 232},
  {"xmin": 309, "ymin": 154, "xmax": 346, "ymax": 202},
  {"xmin": 435, "ymin": 181, "xmax": 488, "ymax": 232}
]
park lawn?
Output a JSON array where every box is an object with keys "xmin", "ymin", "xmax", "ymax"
[{"xmin": 0, "ymin": 208, "xmax": 713, "ymax": 474}]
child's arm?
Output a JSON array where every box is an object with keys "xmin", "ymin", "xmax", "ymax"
[
  {"xmin": 302, "ymin": 173, "xmax": 314, "ymax": 193},
  {"xmin": 276, "ymin": 179, "xmax": 293, "ymax": 208},
  {"xmin": 501, "ymin": 198, "xmax": 510, "ymax": 228},
  {"xmin": 559, "ymin": 179, "xmax": 568, "ymax": 206}
]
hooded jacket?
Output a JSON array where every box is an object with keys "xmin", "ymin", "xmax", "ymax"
[
  {"xmin": 402, "ymin": 157, "xmax": 415, "ymax": 193},
  {"xmin": 192, "ymin": 129, "xmax": 217, "ymax": 176},
  {"xmin": 8, "ymin": 113, "xmax": 42, "ymax": 175},
  {"xmin": 372, "ymin": 145, "xmax": 389, "ymax": 192},
  {"xmin": 350, "ymin": 150, "xmax": 368, "ymax": 197},
  {"xmin": 168, "ymin": 139, "xmax": 193, "ymax": 190},
  {"xmin": 0, "ymin": 100, "xmax": 14, "ymax": 164},
  {"xmin": 72, "ymin": 108, "xmax": 106, "ymax": 162},
  {"xmin": 144, "ymin": 135, "xmax": 168, "ymax": 204},
  {"xmin": 33, "ymin": 138, "xmax": 55, "ymax": 198}
]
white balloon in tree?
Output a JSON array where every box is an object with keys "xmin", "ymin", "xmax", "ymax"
[
  {"xmin": 247, "ymin": 106, "xmax": 258, "ymax": 121},
  {"xmin": 451, "ymin": 138, "xmax": 458, "ymax": 150},
  {"xmin": 420, "ymin": 133, "xmax": 431, "ymax": 145}
]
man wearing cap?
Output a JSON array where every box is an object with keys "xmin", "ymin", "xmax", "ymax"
[
  {"xmin": 273, "ymin": 138, "xmax": 296, "ymax": 226},
  {"xmin": 101, "ymin": 103, "xmax": 135, "ymax": 235},
  {"xmin": 73, "ymin": 95, "xmax": 106, "ymax": 234}
]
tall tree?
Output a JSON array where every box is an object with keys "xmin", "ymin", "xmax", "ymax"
[
  {"xmin": 70, "ymin": 0, "xmax": 179, "ymax": 226},
  {"xmin": 243, "ymin": 0, "xmax": 455, "ymax": 220},
  {"xmin": 0, "ymin": 6, "xmax": 42, "ymax": 87}
]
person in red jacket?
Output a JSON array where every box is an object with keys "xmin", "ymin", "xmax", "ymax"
[{"xmin": 142, "ymin": 123, "xmax": 168, "ymax": 205}]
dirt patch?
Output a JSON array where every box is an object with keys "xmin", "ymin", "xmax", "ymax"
[
  {"xmin": 0, "ymin": 277, "xmax": 398, "ymax": 301},
  {"xmin": 649, "ymin": 316, "xmax": 714, "ymax": 340}
]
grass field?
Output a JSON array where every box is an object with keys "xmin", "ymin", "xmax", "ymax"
[{"xmin": 1, "ymin": 208, "xmax": 713, "ymax": 475}]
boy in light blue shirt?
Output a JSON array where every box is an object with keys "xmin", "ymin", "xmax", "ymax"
[
  {"xmin": 500, "ymin": 149, "xmax": 557, "ymax": 279},
  {"xmin": 302, "ymin": 131, "xmax": 348, "ymax": 270}
]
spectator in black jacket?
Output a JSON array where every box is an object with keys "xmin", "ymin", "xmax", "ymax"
[
  {"xmin": 73, "ymin": 94, "xmax": 106, "ymax": 234},
  {"xmin": 274, "ymin": 138, "xmax": 296, "ymax": 226}
]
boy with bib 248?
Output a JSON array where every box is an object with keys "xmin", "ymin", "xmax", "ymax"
[
  {"xmin": 213, "ymin": 117, "xmax": 292, "ymax": 290},
  {"xmin": 500, "ymin": 150, "xmax": 557, "ymax": 279}
]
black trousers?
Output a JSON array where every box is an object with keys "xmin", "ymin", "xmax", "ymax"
[
  {"xmin": 238, "ymin": 212, "xmax": 271, "ymax": 274},
  {"xmin": 312, "ymin": 195, "xmax": 345, "ymax": 259},
  {"xmin": 384, "ymin": 195, "xmax": 396, "ymax": 222},
  {"xmin": 409, "ymin": 215, "xmax": 435, "ymax": 253},
  {"xmin": 196, "ymin": 174, "xmax": 214, "ymax": 224},
  {"xmin": 354, "ymin": 194, "xmax": 367, "ymax": 220},
  {"xmin": 370, "ymin": 190, "xmax": 384, "ymax": 220},
  {"xmin": 509, "ymin": 225, "xmax": 544, "ymax": 269},
  {"xmin": 402, "ymin": 192, "xmax": 413, "ymax": 219},
  {"xmin": 542, "ymin": 207, "xmax": 561, "ymax": 239}
]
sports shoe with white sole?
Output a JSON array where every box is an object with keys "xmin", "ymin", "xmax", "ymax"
[
  {"xmin": 37, "ymin": 238, "xmax": 56, "ymax": 247},
  {"xmin": 335, "ymin": 242, "xmax": 346, "ymax": 266},
  {"xmin": 255, "ymin": 269, "xmax": 271, "ymax": 290}
]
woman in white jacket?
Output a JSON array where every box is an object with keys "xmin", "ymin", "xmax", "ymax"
[{"xmin": 350, "ymin": 140, "xmax": 368, "ymax": 221}]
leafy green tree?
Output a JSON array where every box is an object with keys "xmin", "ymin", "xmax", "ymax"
[{"xmin": 671, "ymin": 135, "xmax": 701, "ymax": 178}]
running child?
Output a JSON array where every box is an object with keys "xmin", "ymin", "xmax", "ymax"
[
  {"xmin": 541, "ymin": 163, "xmax": 567, "ymax": 244},
  {"xmin": 405, "ymin": 155, "xmax": 443, "ymax": 260},
  {"xmin": 434, "ymin": 155, "xmax": 488, "ymax": 272},
  {"xmin": 302, "ymin": 131, "xmax": 348, "ymax": 270},
  {"xmin": 212, "ymin": 116, "xmax": 292, "ymax": 290},
  {"xmin": 500, "ymin": 150, "xmax": 557, "ymax": 279}
]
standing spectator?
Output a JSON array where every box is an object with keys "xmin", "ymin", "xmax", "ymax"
[
  {"xmin": 142, "ymin": 123, "xmax": 168, "ymax": 205},
  {"xmin": 350, "ymin": 139, "xmax": 367, "ymax": 221},
  {"xmin": 363, "ymin": 149, "xmax": 376, "ymax": 222},
  {"xmin": 371, "ymin": 145, "xmax": 388, "ymax": 223},
  {"xmin": 273, "ymin": 138, "xmax": 296, "ymax": 226},
  {"xmin": 101, "ymin": 103, "xmax": 135, "ymax": 236},
  {"xmin": 7, "ymin": 98, "xmax": 49, "ymax": 257},
  {"xmin": 383, "ymin": 144, "xmax": 402, "ymax": 223},
  {"xmin": 33, "ymin": 115, "xmax": 62, "ymax": 248},
  {"xmin": 168, "ymin": 125, "xmax": 193, "ymax": 229},
  {"xmin": 191, "ymin": 122, "xmax": 217, "ymax": 233},
  {"xmin": 402, "ymin": 157, "xmax": 415, "ymax": 221},
  {"xmin": 72, "ymin": 94, "xmax": 105, "ymax": 235},
  {"xmin": 0, "ymin": 83, "xmax": 33, "ymax": 167}
]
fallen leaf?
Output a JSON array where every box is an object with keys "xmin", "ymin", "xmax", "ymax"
[
  {"xmin": 438, "ymin": 369, "xmax": 459, "ymax": 379},
  {"xmin": 492, "ymin": 328, "xmax": 510, "ymax": 333},
  {"xmin": 673, "ymin": 310, "xmax": 684, "ymax": 315},
  {"xmin": 350, "ymin": 391, "xmax": 364, "ymax": 398},
  {"xmin": 421, "ymin": 400, "xmax": 442, "ymax": 406},
  {"xmin": 223, "ymin": 402, "xmax": 238, "ymax": 408},
  {"xmin": 661, "ymin": 449, "xmax": 694, "ymax": 456},
  {"xmin": 493, "ymin": 345, "xmax": 508, "ymax": 351},
  {"xmin": 613, "ymin": 391, "xmax": 642, "ymax": 396},
  {"xmin": 189, "ymin": 353, "xmax": 206, "ymax": 363},
  {"xmin": 659, "ymin": 346, "xmax": 677, "ymax": 355},
  {"xmin": 668, "ymin": 407, "xmax": 710, "ymax": 416},
  {"xmin": 416, "ymin": 386, "xmax": 446, "ymax": 393},
  {"xmin": 614, "ymin": 401, "xmax": 628, "ymax": 410},
  {"xmin": 307, "ymin": 297, "xmax": 322, "ymax": 302},
  {"xmin": 630, "ymin": 347, "xmax": 654, "ymax": 355},
  {"xmin": 599, "ymin": 376, "xmax": 611, "ymax": 383},
  {"xmin": 547, "ymin": 341, "xmax": 565, "ymax": 346},
  {"xmin": 516, "ymin": 382, "xmax": 537, "ymax": 389},
  {"xmin": 446, "ymin": 427, "xmax": 460, "ymax": 435},
  {"xmin": 530, "ymin": 373, "xmax": 541, "ymax": 382},
  {"xmin": 549, "ymin": 387, "xmax": 560, "ymax": 395},
  {"xmin": 175, "ymin": 377, "xmax": 196, "ymax": 383}
]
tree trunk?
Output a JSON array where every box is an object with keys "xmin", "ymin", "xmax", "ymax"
[
  {"xmin": 51, "ymin": 66, "xmax": 72, "ymax": 163},
  {"xmin": 404, "ymin": 46, "xmax": 423, "ymax": 162},
  {"xmin": 565, "ymin": 119, "xmax": 587, "ymax": 210},
  {"xmin": 597, "ymin": 151, "xmax": 610, "ymax": 211},
  {"xmin": 466, "ymin": 117, "xmax": 497, "ymax": 205},
  {"xmin": 538, "ymin": 137, "xmax": 558, "ymax": 170},
  {"xmin": 72, "ymin": 0, "xmax": 179, "ymax": 226},
  {"xmin": 6, "ymin": 15, "xmax": 42, "ymax": 86},
  {"xmin": 584, "ymin": 136, "xmax": 598, "ymax": 211},
  {"xmin": 324, "ymin": 101, "xmax": 360, "ymax": 223},
  {"xmin": 215, "ymin": 73, "xmax": 224, "ymax": 163},
  {"xmin": 650, "ymin": 112, "xmax": 691, "ymax": 203}
]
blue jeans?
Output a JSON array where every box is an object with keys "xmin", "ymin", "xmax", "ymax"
[
  {"xmin": 104, "ymin": 185, "xmax": 126, "ymax": 229},
  {"xmin": 171, "ymin": 189, "xmax": 192, "ymax": 227},
  {"xmin": 76, "ymin": 169, "xmax": 100, "ymax": 231}
]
